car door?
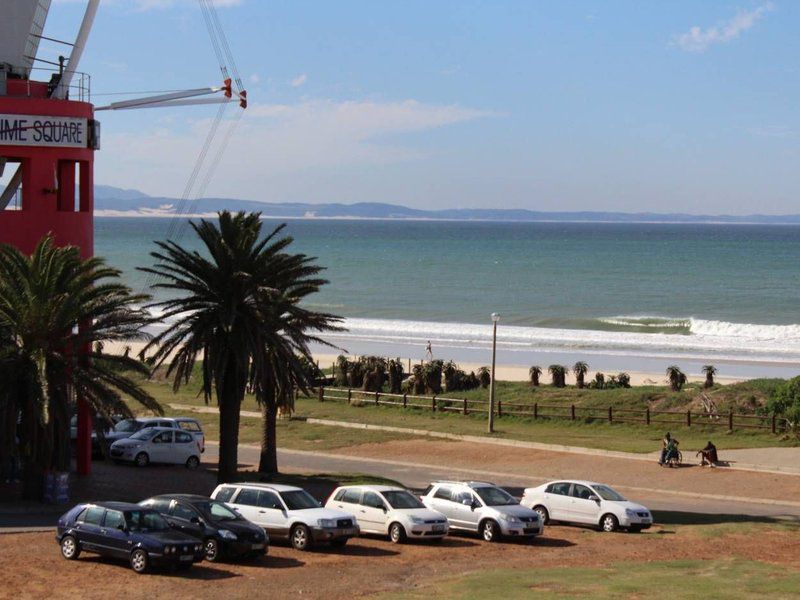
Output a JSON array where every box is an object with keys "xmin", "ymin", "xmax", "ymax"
[
  {"xmin": 426, "ymin": 485, "xmax": 454, "ymax": 519},
  {"xmin": 168, "ymin": 500, "xmax": 205, "ymax": 539},
  {"xmin": 173, "ymin": 430, "xmax": 195, "ymax": 464},
  {"xmin": 231, "ymin": 488, "xmax": 261, "ymax": 524},
  {"xmin": 256, "ymin": 490, "xmax": 289, "ymax": 537},
  {"xmin": 544, "ymin": 482, "xmax": 573, "ymax": 521},
  {"xmin": 148, "ymin": 430, "xmax": 173, "ymax": 463},
  {"xmin": 569, "ymin": 484, "xmax": 602, "ymax": 524},
  {"xmin": 358, "ymin": 491, "xmax": 388, "ymax": 533},
  {"xmin": 102, "ymin": 509, "xmax": 132, "ymax": 558},
  {"xmin": 75, "ymin": 506, "xmax": 106, "ymax": 551},
  {"xmin": 449, "ymin": 488, "xmax": 480, "ymax": 530},
  {"xmin": 331, "ymin": 487, "xmax": 362, "ymax": 515}
]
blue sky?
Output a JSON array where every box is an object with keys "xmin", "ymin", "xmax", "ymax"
[{"xmin": 43, "ymin": 1, "xmax": 799, "ymax": 214}]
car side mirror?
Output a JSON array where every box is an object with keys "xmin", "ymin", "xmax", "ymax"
[
  {"xmin": 117, "ymin": 523, "xmax": 127, "ymax": 532},
  {"xmin": 190, "ymin": 516, "xmax": 202, "ymax": 525},
  {"xmin": 461, "ymin": 499, "xmax": 472, "ymax": 506},
  {"xmin": 381, "ymin": 505, "xmax": 388, "ymax": 513},
  {"xmin": 589, "ymin": 495, "xmax": 600, "ymax": 503}
]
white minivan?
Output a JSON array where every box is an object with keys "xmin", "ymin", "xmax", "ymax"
[
  {"xmin": 326, "ymin": 485, "xmax": 449, "ymax": 543},
  {"xmin": 211, "ymin": 482, "xmax": 359, "ymax": 551},
  {"xmin": 109, "ymin": 427, "xmax": 202, "ymax": 468}
]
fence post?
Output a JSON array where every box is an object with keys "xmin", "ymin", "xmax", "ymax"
[
  {"xmin": 375, "ymin": 391, "xmax": 380, "ymax": 406},
  {"xmin": 463, "ymin": 398, "xmax": 468, "ymax": 415},
  {"xmin": 498, "ymin": 401, "xmax": 502, "ymax": 418},
  {"xmin": 432, "ymin": 395, "xmax": 436, "ymax": 412},
  {"xmin": 571, "ymin": 404, "xmax": 576, "ymax": 421},
  {"xmin": 728, "ymin": 409, "xmax": 733, "ymax": 430},
  {"xmin": 347, "ymin": 388, "xmax": 352, "ymax": 404},
  {"xmin": 534, "ymin": 402, "xmax": 538, "ymax": 420},
  {"xmin": 686, "ymin": 410, "xmax": 691, "ymax": 427},
  {"xmin": 608, "ymin": 406, "xmax": 613, "ymax": 423},
  {"xmin": 403, "ymin": 393, "xmax": 407, "ymax": 408},
  {"xmin": 646, "ymin": 407, "xmax": 650, "ymax": 426},
  {"xmin": 318, "ymin": 387, "xmax": 324, "ymax": 402},
  {"xmin": 772, "ymin": 413, "xmax": 776, "ymax": 434}
]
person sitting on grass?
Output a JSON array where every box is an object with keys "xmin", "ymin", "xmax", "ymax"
[{"xmin": 697, "ymin": 441, "xmax": 718, "ymax": 467}]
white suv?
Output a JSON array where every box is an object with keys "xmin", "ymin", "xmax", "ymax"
[
  {"xmin": 211, "ymin": 483, "xmax": 359, "ymax": 551},
  {"xmin": 420, "ymin": 481, "xmax": 543, "ymax": 542},
  {"xmin": 326, "ymin": 485, "xmax": 449, "ymax": 543}
]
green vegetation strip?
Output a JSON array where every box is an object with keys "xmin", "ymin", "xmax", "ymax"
[{"xmin": 382, "ymin": 559, "xmax": 800, "ymax": 600}]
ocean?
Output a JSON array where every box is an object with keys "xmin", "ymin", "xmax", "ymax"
[{"xmin": 95, "ymin": 218, "xmax": 800, "ymax": 378}]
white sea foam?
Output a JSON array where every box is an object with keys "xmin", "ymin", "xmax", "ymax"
[{"xmin": 327, "ymin": 316, "xmax": 800, "ymax": 363}]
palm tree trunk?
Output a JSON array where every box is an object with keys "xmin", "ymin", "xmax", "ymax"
[
  {"xmin": 258, "ymin": 401, "xmax": 278, "ymax": 474},
  {"xmin": 216, "ymin": 359, "xmax": 243, "ymax": 483}
]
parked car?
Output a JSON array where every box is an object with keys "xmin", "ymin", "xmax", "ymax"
[
  {"xmin": 104, "ymin": 417, "xmax": 205, "ymax": 453},
  {"xmin": 211, "ymin": 482, "xmax": 359, "ymax": 551},
  {"xmin": 69, "ymin": 414, "xmax": 122, "ymax": 457},
  {"xmin": 109, "ymin": 427, "xmax": 202, "ymax": 468},
  {"xmin": 326, "ymin": 484, "xmax": 449, "ymax": 543},
  {"xmin": 521, "ymin": 480, "xmax": 653, "ymax": 532},
  {"xmin": 56, "ymin": 501, "xmax": 204, "ymax": 573},
  {"xmin": 420, "ymin": 481, "xmax": 543, "ymax": 542},
  {"xmin": 139, "ymin": 494, "xmax": 269, "ymax": 562}
]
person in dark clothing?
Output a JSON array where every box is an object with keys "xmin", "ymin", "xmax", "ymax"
[
  {"xmin": 658, "ymin": 432, "xmax": 671, "ymax": 465},
  {"xmin": 697, "ymin": 441, "xmax": 718, "ymax": 467}
]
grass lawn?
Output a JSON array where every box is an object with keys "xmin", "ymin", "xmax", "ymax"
[
  {"xmin": 132, "ymin": 370, "xmax": 797, "ymax": 454},
  {"xmin": 382, "ymin": 559, "xmax": 800, "ymax": 600}
]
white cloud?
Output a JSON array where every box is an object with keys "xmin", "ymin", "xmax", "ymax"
[
  {"xmin": 672, "ymin": 3, "xmax": 773, "ymax": 53},
  {"xmin": 248, "ymin": 73, "xmax": 261, "ymax": 84},
  {"xmin": 290, "ymin": 74, "xmax": 308, "ymax": 88},
  {"xmin": 97, "ymin": 98, "xmax": 493, "ymax": 200}
]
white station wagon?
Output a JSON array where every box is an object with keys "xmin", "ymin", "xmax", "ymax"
[
  {"xmin": 211, "ymin": 482, "xmax": 359, "ymax": 551},
  {"xmin": 109, "ymin": 427, "xmax": 202, "ymax": 468},
  {"xmin": 521, "ymin": 480, "xmax": 653, "ymax": 532},
  {"xmin": 326, "ymin": 485, "xmax": 449, "ymax": 543}
]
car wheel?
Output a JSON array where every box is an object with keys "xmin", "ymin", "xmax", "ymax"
[
  {"xmin": 600, "ymin": 514, "xmax": 619, "ymax": 533},
  {"xmin": 60, "ymin": 535, "xmax": 81, "ymax": 560},
  {"xmin": 329, "ymin": 538, "xmax": 348, "ymax": 548},
  {"xmin": 291, "ymin": 524, "xmax": 313, "ymax": 551},
  {"xmin": 130, "ymin": 549, "xmax": 149, "ymax": 573},
  {"xmin": 185, "ymin": 456, "xmax": 200, "ymax": 469},
  {"xmin": 389, "ymin": 522, "xmax": 407, "ymax": 544},
  {"xmin": 204, "ymin": 538, "xmax": 220, "ymax": 562},
  {"xmin": 533, "ymin": 505, "xmax": 550, "ymax": 525},
  {"xmin": 480, "ymin": 519, "xmax": 500, "ymax": 542},
  {"xmin": 134, "ymin": 452, "xmax": 149, "ymax": 467}
]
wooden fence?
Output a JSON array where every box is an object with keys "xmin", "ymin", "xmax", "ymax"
[{"xmin": 316, "ymin": 387, "xmax": 791, "ymax": 434}]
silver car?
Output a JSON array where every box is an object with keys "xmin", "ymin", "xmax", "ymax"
[
  {"xmin": 109, "ymin": 427, "xmax": 202, "ymax": 468},
  {"xmin": 420, "ymin": 480, "xmax": 543, "ymax": 542}
]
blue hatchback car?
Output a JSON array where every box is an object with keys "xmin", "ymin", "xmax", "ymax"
[{"xmin": 56, "ymin": 501, "xmax": 205, "ymax": 573}]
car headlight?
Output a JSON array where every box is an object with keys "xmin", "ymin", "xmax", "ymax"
[
  {"xmin": 500, "ymin": 514, "xmax": 521, "ymax": 524},
  {"xmin": 164, "ymin": 545, "xmax": 174, "ymax": 554},
  {"xmin": 218, "ymin": 529, "xmax": 238, "ymax": 540},
  {"xmin": 195, "ymin": 544, "xmax": 202, "ymax": 552},
  {"xmin": 408, "ymin": 516, "xmax": 425, "ymax": 524},
  {"xmin": 625, "ymin": 509, "xmax": 637, "ymax": 517},
  {"xmin": 317, "ymin": 518, "xmax": 337, "ymax": 528}
]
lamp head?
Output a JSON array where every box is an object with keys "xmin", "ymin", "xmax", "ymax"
[{"xmin": 491, "ymin": 312, "xmax": 500, "ymax": 323}]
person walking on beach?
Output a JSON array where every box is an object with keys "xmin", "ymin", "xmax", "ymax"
[{"xmin": 425, "ymin": 340, "xmax": 433, "ymax": 361}]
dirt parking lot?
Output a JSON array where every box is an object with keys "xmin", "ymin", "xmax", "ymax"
[{"xmin": 3, "ymin": 519, "xmax": 799, "ymax": 599}]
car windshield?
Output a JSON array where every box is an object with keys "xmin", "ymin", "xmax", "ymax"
[
  {"xmin": 129, "ymin": 428, "xmax": 158, "ymax": 441},
  {"xmin": 115, "ymin": 419, "xmax": 142, "ymax": 433},
  {"xmin": 126, "ymin": 510, "xmax": 169, "ymax": 532},
  {"xmin": 196, "ymin": 501, "xmax": 239, "ymax": 521},
  {"xmin": 592, "ymin": 485, "xmax": 627, "ymax": 502},
  {"xmin": 474, "ymin": 486, "xmax": 518, "ymax": 506},
  {"xmin": 383, "ymin": 490, "xmax": 425, "ymax": 509},
  {"xmin": 280, "ymin": 490, "xmax": 320, "ymax": 510}
]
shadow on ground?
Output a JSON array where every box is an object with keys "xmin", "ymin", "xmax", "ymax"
[{"xmin": 652, "ymin": 510, "xmax": 800, "ymax": 526}]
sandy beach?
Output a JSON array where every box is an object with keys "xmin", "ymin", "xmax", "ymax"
[{"xmin": 106, "ymin": 341, "xmax": 742, "ymax": 386}]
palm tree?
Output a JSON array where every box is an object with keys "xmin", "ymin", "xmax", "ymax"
[
  {"xmin": 666, "ymin": 365, "xmax": 687, "ymax": 392},
  {"xmin": 594, "ymin": 372, "xmax": 605, "ymax": 389},
  {"xmin": 548, "ymin": 365, "xmax": 566, "ymax": 388},
  {"xmin": 140, "ymin": 212, "xmax": 342, "ymax": 481},
  {"xmin": 702, "ymin": 365, "xmax": 717, "ymax": 388},
  {"xmin": 573, "ymin": 361, "xmax": 589, "ymax": 389},
  {"xmin": 477, "ymin": 366, "xmax": 491, "ymax": 389},
  {"xmin": 0, "ymin": 237, "xmax": 158, "ymax": 499},
  {"xmin": 529, "ymin": 366, "xmax": 542, "ymax": 387}
]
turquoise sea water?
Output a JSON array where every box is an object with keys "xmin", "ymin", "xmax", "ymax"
[{"xmin": 95, "ymin": 218, "xmax": 800, "ymax": 376}]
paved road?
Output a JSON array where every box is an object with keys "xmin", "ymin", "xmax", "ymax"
[{"xmin": 221, "ymin": 443, "xmax": 800, "ymax": 520}]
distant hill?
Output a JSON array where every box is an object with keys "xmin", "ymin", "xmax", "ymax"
[{"xmin": 93, "ymin": 185, "xmax": 800, "ymax": 224}]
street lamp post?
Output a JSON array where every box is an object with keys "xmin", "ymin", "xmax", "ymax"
[{"xmin": 488, "ymin": 312, "xmax": 500, "ymax": 433}]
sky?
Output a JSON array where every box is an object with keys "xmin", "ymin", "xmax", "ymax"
[{"xmin": 41, "ymin": 0, "xmax": 800, "ymax": 214}]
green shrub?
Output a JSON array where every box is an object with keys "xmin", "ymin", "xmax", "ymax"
[{"xmin": 767, "ymin": 376, "xmax": 800, "ymax": 426}]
